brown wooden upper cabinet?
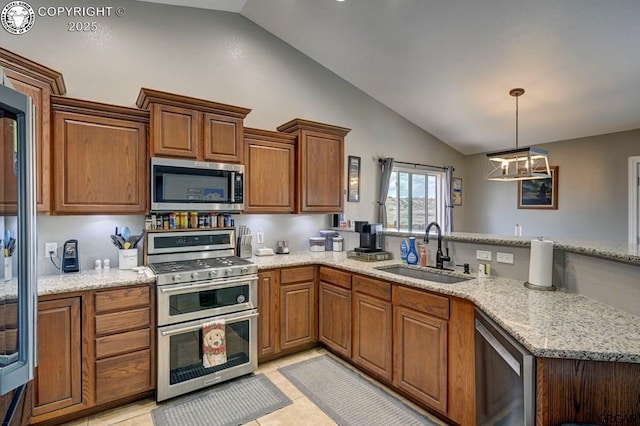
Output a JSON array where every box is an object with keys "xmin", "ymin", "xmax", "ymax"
[
  {"xmin": 0, "ymin": 47, "xmax": 66, "ymax": 214},
  {"xmin": 51, "ymin": 97, "xmax": 149, "ymax": 214},
  {"xmin": 277, "ymin": 119, "xmax": 350, "ymax": 213},
  {"xmin": 243, "ymin": 128, "xmax": 297, "ymax": 213},
  {"xmin": 137, "ymin": 88, "xmax": 251, "ymax": 163}
]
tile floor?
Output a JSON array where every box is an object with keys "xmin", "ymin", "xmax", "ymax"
[{"xmin": 63, "ymin": 348, "xmax": 448, "ymax": 426}]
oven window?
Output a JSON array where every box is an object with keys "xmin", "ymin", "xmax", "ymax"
[
  {"xmin": 169, "ymin": 285, "xmax": 250, "ymax": 317},
  {"xmin": 169, "ymin": 320, "xmax": 250, "ymax": 385}
]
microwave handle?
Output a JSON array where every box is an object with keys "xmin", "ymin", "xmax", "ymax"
[
  {"xmin": 230, "ymin": 171, "xmax": 235, "ymax": 202},
  {"xmin": 160, "ymin": 310, "xmax": 258, "ymax": 337}
]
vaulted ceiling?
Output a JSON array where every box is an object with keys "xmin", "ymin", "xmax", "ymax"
[{"xmin": 136, "ymin": 0, "xmax": 640, "ymax": 154}]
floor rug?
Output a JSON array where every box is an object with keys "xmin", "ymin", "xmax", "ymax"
[
  {"xmin": 151, "ymin": 374, "xmax": 292, "ymax": 426},
  {"xmin": 279, "ymin": 355, "xmax": 439, "ymax": 426}
]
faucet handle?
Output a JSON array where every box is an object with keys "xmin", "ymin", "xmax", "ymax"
[{"xmin": 441, "ymin": 248, "xmax": 451, "ymax": 262}]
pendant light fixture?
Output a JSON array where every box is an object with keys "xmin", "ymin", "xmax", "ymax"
[{"xmin": 485, "ymin": 88, "xmax": 550, "ymax": 181}]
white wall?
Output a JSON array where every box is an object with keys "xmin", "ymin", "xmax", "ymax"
[
  {"xmin": 2, "ymin": 0, "xmax": 466, "ymax": 273},
  {"xmin": 463, "ymin": 129, "xmax": 640, "ymax": 241}
]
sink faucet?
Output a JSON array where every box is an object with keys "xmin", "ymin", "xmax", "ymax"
[{"xmin": 424, "ymin": 222, "xmax": 450, "ymax": 269}]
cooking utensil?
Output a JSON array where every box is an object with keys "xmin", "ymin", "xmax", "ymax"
[{"xmin": 121, "ymin": 226, "xmax": 131, "ymax": 241}]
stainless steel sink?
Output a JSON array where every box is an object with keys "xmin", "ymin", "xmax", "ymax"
[{"xmin": 376, "ymin": 265, "xmax": 472, "ymax": 284}]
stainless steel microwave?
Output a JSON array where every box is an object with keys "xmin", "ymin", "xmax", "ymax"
[{"xmin": 150, "ymin": 157, "xmax": 244, "ymax": 212}]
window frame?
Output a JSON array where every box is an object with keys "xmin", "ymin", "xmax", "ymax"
[{"xmin": 385, "ymin": 166, "xmax": 446, "ymax": 232}]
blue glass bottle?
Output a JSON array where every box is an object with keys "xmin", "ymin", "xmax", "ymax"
[{"xmin": 406, "ymin": 237, "xmax": 419, "ymax": 265}]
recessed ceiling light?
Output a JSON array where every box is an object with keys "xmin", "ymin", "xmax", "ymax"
[{"xmin": 336, "ymin": 0, "xmax": 346, "ymax": 2}]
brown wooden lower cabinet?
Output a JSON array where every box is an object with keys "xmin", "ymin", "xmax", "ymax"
[
  {"xmin": 258, "ymin": 270, "xmax": 279, "ymax": 358},
  {"xmin": 536, "ymin": 357, "xmax": 640, "ymax": 426},
  {"xmin": 352, "ymin": 291, "xmax": 393, "ymax": 381},
  {"xmin": 318, "ymin": 282, "xmax": 351, "ymax": 358},
  {"xmin": 33, "ymin": 298, "xmax": 83, "ymax": 418},
  {"xmin": 31, "ymin": 284, "xmax": 153, "ymax": 425},
  {"xmin": 280, "ymin": 281, "xmax": 316, "ymax": 351},
  {"xmin": 393, "ymin": 305, "xmax": 448, "ymax": 413}
]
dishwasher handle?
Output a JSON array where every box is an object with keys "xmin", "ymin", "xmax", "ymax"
[{"xmin": 475, "ymin": 319, "xmax": 521, "ymax": 376}]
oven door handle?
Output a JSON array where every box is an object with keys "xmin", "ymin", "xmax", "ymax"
[
  {"xmin": 160, "ymin": 311, "xmax": 259, "ymax": 337},
  {"xmin": 475, "ymin": 320, "xmax": 521, "ymax": 376},
  {"xmin": 159, "ymin": 276, "xmax": 256, "ymax": 294}
]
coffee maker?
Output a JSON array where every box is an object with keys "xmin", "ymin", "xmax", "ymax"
[{"xmin": 354, "ymin": 221, "xmax": 383, "ymax": 252}]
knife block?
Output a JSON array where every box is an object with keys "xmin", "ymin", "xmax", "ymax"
[{"xmin": 237, "ymin": 240, "xmax": 253, "ymax": 259}]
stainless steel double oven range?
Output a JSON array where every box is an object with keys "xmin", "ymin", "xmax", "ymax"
[{"xmin": 147, "ymin": 229, "xmax": 258, "ymax": 402}]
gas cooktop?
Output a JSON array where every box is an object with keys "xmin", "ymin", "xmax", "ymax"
[{"xmin": 149, "ymin": 256, "xmax": 257, "ymax": 285}]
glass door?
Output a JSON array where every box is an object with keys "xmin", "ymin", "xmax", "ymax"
[{"xmin": 0, "ymin": 82, "xmax": 37, "ymax": 395}]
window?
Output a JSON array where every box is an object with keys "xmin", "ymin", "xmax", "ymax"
[{"xmin": 385, "ymin": 167, "xmax": 445, "ymax": 231}]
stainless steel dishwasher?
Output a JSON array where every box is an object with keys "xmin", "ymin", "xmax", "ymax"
[{"xmin": 475, "ymin": 308, "xmax": 535, "ymax": 426}]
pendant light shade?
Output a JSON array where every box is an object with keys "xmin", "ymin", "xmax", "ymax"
[{"xmin": 486, "ymin": 88, "xmax": 551, "ymax": 181}]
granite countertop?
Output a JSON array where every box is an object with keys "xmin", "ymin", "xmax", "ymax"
[
  {"xmin": 332, "ymin": 227, "xmax": 640, "ymax": 265},
  {"xmin": 251, "ymin": 251, "xmax": 640, "ymax": 363},
  {"xmin": 37, "ymin": 267, "xmax": 156, "ymax": 296}
]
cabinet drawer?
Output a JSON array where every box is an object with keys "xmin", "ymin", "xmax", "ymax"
[
  {"xmin": 95, "ymin": 307, "xmax": 150, "ymax": 336},
  {"xmin": 319, "ymin": 267, "xmax": 351, "ymax": 289},
  {"xmin": 280, "ymin": 266, "xmax": 314, "ymax": 284},
  {"xmin": 95, "ymin": 328, "xmax": 150, "ymax": 359},
  {"xmin": 353, "ymin": 275, "xmax": 392, "ymax": 301},
  {"xmin": 95, "ymin": 349, "xmax": 151, "ymax": 404},
  {"xmin": 95, "ymin": 286, "xmax": 150, "ymax": 314},
  {"xmin": 393, "ymin": 285, "xmax": 449, "ymax": 319}
]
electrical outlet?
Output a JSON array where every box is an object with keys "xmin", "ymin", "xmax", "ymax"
[
  {"xmin": 45, "ymin": 242, "xmax": 58, "ymax": 257},
  {"xmin": 476, "ymin": 250, "xmax": 492, "ymax": 261},
  {"xmin": 497, "ymin": 252, "xmax": 514, "ymax": 264}
]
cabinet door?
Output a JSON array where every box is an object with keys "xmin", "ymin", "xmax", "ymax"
[
  {"xmin": 394, "ymin": 306, "xmax": 448, "ymax": 413},
  {"xmin": 2, "ymin": 70, "xmax": 51, "ymax": 213},
  {"xmin": 52, "ymin": 111, "xmax": 147, "ymax": 214},
  {"xmin": 202, "ymin": 112, "xmax": 243, "ymax": 163},
  {"xmin": 258, "ymin": 270, "xmax": 279, "ymax": 358},
  {"xmin": 298, "ymin": 130, "xmax": 344, "ymax": 212},
  {"xmin": 244, "ymin": 138, "xmax": 295, "ymax": 213},
  {"xmin": 150, "ymin": 104, "xmax": 199, "ymax": 159},
  {"xmin": 352, "ymin": 292, "xmax": 392, "ymax": 381},
  {"xmin": 33, "ymin": 298, "xmax": 82, "ymax": 417},
  {"xmin": 319, "ymin": 282, "xmax": 351, "ymax": 358},
  {"xmin": 280, "ymin": 281, "xmax": 317, "ymax": 351}
]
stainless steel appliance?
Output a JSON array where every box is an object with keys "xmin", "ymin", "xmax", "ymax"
[
  {"xmin": 148, "ymin": 230, "xmax": 258, "ymax": 402},
  {"xmin": 475, "ymin": 308, "xmax": 535, "ymax": 426},
  {"xmin": 0, "ymin": 83, "xmax": 37, "ymax": 423},
  {"xmin": 150, "ymin": 157, "xmax": 244, "ymax": 212}
]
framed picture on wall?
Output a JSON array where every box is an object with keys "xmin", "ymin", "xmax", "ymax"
[
  {"xmin": 452, "ymin": 178, "xmax": 462, "ymax": 206},
  {"xmin": 347, "ymin": 155, "xmax": 360, "ymax": 202},
  {"xmin": 518, "ymin": 166, "xmax": 558, "ymax": 209}
]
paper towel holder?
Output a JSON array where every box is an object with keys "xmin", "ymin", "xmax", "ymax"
[
  {"xmin": 524, "ymin": 281, "xmax": 556, "ymax": 291},
  {"xmin": 524, "ymin": 236, "xmax": 557, "ymax": 291}
]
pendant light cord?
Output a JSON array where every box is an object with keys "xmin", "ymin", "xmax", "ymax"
[{"xmin": 515, "ymin": 93, "xmax": 519, "ymax": 149}]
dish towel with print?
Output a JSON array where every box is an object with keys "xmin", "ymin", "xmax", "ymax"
[{"xmin": 202, "ymin": 319, "xmax": 227, "ymax": 368}]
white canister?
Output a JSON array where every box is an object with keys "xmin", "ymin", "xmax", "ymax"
[
  {"xmin": 332, "ymin": 236, "xmax": 344, "ymax": 252},
  {"xmin": 4, "ymin": 257, "xmax": 11, "ymax": 282},
  {"xmin": 118, "ymin": 249, "xmax": 138, "ymax": 270},
  {"xmin": 309, "ymin": 237, "xmax": 325, "ymax": 252}
]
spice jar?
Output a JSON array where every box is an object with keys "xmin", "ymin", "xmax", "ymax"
[{"xmin": 190, "ymin": 212, "xmax": 198, "ymax": 228}]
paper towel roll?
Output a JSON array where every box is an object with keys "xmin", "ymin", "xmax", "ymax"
[{"xmin": 528, "ymin": 238, "xmax": 553, "ymax": 288}]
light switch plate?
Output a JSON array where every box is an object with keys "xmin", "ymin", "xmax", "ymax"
[
  {"xmin": 476, "ymin": 250, "xmax": 492, "ymax": 261},
  {"xmin": 497, "ymin": 252, "xmax": 514, "ymax": 264}
]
